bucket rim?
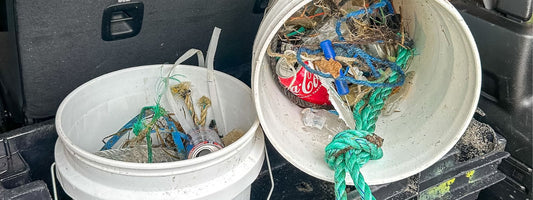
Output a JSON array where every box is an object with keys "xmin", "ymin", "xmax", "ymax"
[{"xmin": 55, "ymin": 64, "xmax": 260, "ymax": 171}]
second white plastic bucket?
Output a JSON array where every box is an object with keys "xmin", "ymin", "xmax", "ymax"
[
  {"xmin": 252, "ymin": 0, "xmax": 481, "ymax": 185},
  {"xmin": 55, "ymin": 64, "xmax": 264, "ymax": 200}
]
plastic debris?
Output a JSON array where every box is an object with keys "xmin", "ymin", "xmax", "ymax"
[
  {"xmin": 302, "ymin": 108, "xmax": 328, "ymax": 129},
  {"xmin": 301, "ymin": 108, "xmax": 349, "ymax": 134},
  {"xmin": 95, "ymin": 146, "xmax": 180, "ymax": 163},
  {"xmin": 169, "ymin": 81, "xmax": 226, "ymax": 159},
  {"xmin": 268, "ymin": 0, "xmax": 416, "ymax": 120},
  {"xmin": 97, "ymin": 106, "xmax": 189, "ymax": 162},
  {"xmin": 267, "ymin": 1, "xmax": 418, "ymax": 199},
  {"xmin": 96, "ymin": 82, "xmax": 234, "ymax": 163},
  {"xmin": 94, "ymin": 27, "xmax": 246, "ymax": 163}
]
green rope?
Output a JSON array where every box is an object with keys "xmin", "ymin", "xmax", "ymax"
[
  {"xmin": 131, "ymin": 106, "xmax": 167, "ymax": 163},
  {"xmin": 130, "ymin": 69, "xmax": 182, "ymax": 163},
  {"xmin": 325, "ymin": 46, "xmax": 412, "ymax": 200},
  {"xmin": 286, "ymin": 27, "xmax": 306, "ymax": 37},
  {"xmin": 145, "ymin": 128, "xmax": 153, "ymax": 163},
  {"xmin": 395, "ymin": 46, "xmax": 413, "ymax": 68}
]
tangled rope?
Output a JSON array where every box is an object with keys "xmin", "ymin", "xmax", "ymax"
[
  {"xmin": 270, "ymin": 0, "xmax": 412, "ymax": 198},
  {"xmin": 335, "ymin": 1, "xmax": 393, "ymax": 41},
  {"xmin": 309, "ymin": 1, "xmax": 412, "ymax": 199},
  {"xmin": 296, "ymin": 44, "xmax": 405, "ymax": 88},
  {"xmin": 131, "ymin": 106, "xmax": 168, "ymax": 163},
  {"xmin": 197, "ymin": 96, "xmax": 212, "ymax": 127},
  {"xmin": 325, "ymin": 68, "xmax": 399, "ymax": 200},
  {"xmin": 171, "ymin": 82, "xmax": 200, "ymax": 125}
]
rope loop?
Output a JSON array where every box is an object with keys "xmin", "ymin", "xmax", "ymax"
[
  {"xmin": 325, "ymin": 129, "xmax": 383, "ymax": 200},
  {"xmin": 335, "ymin": 1, "xmax": 392, "ymax": 41},
  {"xmin": 325, "ymin": 130, "xmax": 383, "ymax": 169},
  {"xmin": 296, "ymin": 46, "xmax": 405, "ymax": 88}
]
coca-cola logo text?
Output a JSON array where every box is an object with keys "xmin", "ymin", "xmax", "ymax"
[{"xmin": 289, "ymin": 69, "xmax": 320, "ymax": 95}]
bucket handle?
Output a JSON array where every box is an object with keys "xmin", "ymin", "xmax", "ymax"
[
  {"xmin": 166, "ymin": 27, "xmax": 227, "ymax": 136},
  {"xmin": 50, "ymin": 162, "xmax": 58, "ymax": 200},
  {"xmin": 204, "ymin": 27, "xmax": 227, "ymax": 135},
  {"xmin": 166, "ymin": 49, "xmax": 205, "ymax": 77}
]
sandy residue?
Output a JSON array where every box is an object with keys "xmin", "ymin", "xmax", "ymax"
[{"xmin": 455, "ymin": 119, "xmax": 496, "ymax": 162}]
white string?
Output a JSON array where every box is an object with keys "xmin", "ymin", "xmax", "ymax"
[
  {"xmin": 265, "ymin": 146, "xmax": 275, "ymax": 200},
  {"xmin": 50, "ymin": 162, "xmax": 58, "ymax": 200}
]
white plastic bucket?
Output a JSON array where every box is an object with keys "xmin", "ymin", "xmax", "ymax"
[
  {"xmin": 252, "ymin": 0, "xmax": 481, "ymax": 185},
  {"xmin": 55, "ymin": 64, "xmax": 265, "ymax": 200}
]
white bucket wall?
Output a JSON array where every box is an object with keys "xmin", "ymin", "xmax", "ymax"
[
  {"xmin": 252, "ymin": 0, "xmax": 481, "ymax": 185},
  {"xmin": 55, "ymin": 65, "xmax": 265, "ymax": 200}
]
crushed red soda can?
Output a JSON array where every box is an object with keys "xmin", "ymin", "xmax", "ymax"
[{"xmin": 277, "ymin": 60, "xmax": 331, "ymax": 106}]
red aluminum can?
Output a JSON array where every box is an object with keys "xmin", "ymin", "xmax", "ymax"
[{"xmin": 277, "ymin": 61, "xmax": 331, "ymax": 106}]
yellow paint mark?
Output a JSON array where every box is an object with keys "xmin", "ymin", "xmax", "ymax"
[
  {"xmin": 466, "ymin": 170, "xmax": 476, "ymax": 183},
  {"xmin": 421, "ymin": 178, "xmax": 456, "ymax": 200},
  {"xmin": 466, "ymin": 170, "xmax": 475, "ymax": 178}
]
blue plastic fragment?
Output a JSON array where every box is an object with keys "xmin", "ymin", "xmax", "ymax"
[
  {"xmin": 335, "ymin": 79, "xmax": 350, "ymax": 96},
  {"xmin": 100, "ymin": 115, "xmax": 139, "ymax": 151},
  {"xmin": 163, "ymin": 116, "xmax": 189, "ymax": 159},
  {"xmin": 328, "ymin": 110, "xmax": 339, "ymax": 116}
]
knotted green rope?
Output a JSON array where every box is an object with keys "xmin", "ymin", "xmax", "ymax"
[
  {"xmin": 131, "ymin": 106, "xmax": 168, "ymax": 163},
  {"xmin": 130, "ymin": 69, "xmax": 182, "ymax": 163},
  {"xmin": 325, "ymin": 46, "xmax": 412, "ymax": 200}
]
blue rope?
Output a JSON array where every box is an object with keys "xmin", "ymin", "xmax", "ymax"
[
  {"xmin": 100, "ymin": 116, "xmax": 137, "ymax": 151},
  {"xmin": 336, "ymin": 1, "xmax": 391, "ymax": 41},
  {"xmin": 384, "ymin": 0, "xmax": 394, "ymax": 14},
  {"xmin": 335, "ymin": 43, "xmax": 381, "ymax": 78},
  {"xmin": 296, "ymin": 45, "xmax": 405, "ymax": 88},
  {"xmin": 296, "ymin": 48, "xmax": 332, "ymax": 78}
]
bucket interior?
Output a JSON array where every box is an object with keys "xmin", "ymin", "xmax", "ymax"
[
  {"xmin": 58, "ymin": 65, "xmax": 256, "ymax": 155},
  {"xmin": 253, "ymin": 0, "xmax": 480, "ymax": 185}
]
